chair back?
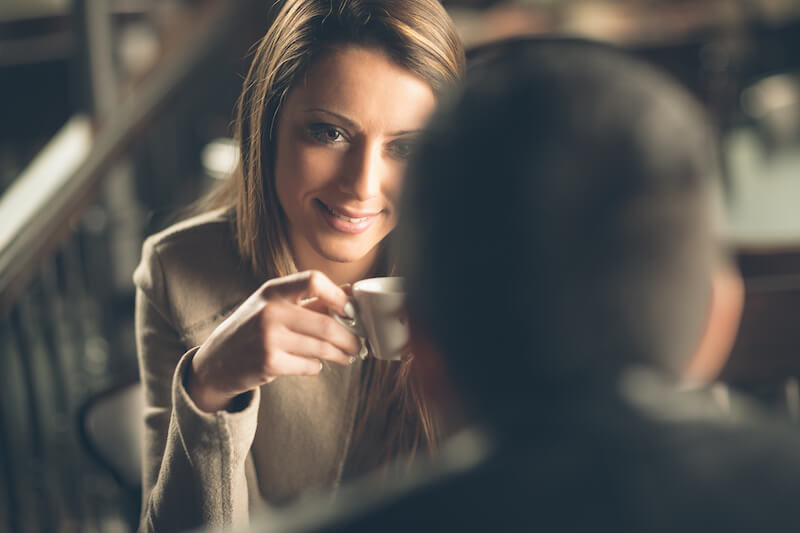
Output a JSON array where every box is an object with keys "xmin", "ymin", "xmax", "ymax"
[{"xmin": 79, "ymin": 379, "xmax": 143, "ymax": 490}]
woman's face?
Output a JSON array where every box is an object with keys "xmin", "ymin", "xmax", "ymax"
[{"xmin": 274, "ymin": 45, "xmax": 436, "ymax": 272}]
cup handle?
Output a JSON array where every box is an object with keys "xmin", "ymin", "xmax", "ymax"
[
  {"xmin": 331, "ymin": 308, "xmax": 367, "ymax": 338},
  {"xmin": 331, "ymin": 302, "xmax": 370, "ymax": 360}
]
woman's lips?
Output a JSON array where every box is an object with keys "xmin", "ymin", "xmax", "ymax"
[{"xmin": 315, "ymin": 199, "xmax": 381, "ymax": 234}]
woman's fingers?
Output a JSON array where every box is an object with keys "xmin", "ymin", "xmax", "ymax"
[
  {"xmin": 299, "ymin": 296, "xmax": 331, "ymax": 314},
  {"xmin": 267, "ymin": 352, "xmax": 325, "ymax": 376},
  {"xmin": 261, "ymin": 270, "xmax": 351, "ymax": 316},
  {"xmin": 248, "ymin": 271, "xmax": 363, "ymax": 381},
  {"xmin": 264, "ymin": 302, "xmax": 361, "ymax": 356},
  {"xmin": 273, "ymin": 327, "xmax": 356, "ymax": 366},
  {"xmin": 304, "ymin": 283, "xmax": 352, "ymax": 313},
  {"xmin": 189, "ymin": 273, "xmax": 361, "ymax": 411}
]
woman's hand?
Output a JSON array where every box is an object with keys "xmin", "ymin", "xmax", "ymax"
[{"xmin": 186, "ymin": 270, "xmax": 362, "ymax": 412}]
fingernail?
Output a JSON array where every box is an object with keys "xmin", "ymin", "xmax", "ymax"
[
  {"xmin": 348, "ymin": 356, "xmax": 356, "ymax": 365},
  {"xmin": 344, "ymin": 302, "xmax": 356, "ymax": 318},
  {"xmin": 359, "ymin": 341, "xmax": 368, "ymax": 360},
  {"xmin": 319, "ymin": 360, "xmax": 324, "ymax": 372}
]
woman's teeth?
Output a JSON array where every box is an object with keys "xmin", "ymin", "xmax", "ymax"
[{"xmin": 324, "ymin": 204, "xmax": 370, "ymax": 223}]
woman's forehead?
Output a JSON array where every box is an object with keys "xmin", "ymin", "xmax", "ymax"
[{"xmin": 283, "ymin": 46, "xmax": 436, "ymax": 132}]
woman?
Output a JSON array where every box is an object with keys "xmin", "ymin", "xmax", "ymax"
[{"xmin": 133, "ymin": 1, "xmax": 465, "ymax": 531}]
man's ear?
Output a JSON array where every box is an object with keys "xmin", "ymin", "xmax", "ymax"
[{"xmin": 682, "ymin": 262, "xmax": 745, "ymax": 386}]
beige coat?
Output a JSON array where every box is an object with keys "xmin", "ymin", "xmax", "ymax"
[{"xmin": 134, "ymin": 209, "xmax": 367, "ymax": 533}]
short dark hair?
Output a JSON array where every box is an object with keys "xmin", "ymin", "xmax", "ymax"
[{"xmin": 395, "ymin": 39, "xmax": 723, "ymax": 423}]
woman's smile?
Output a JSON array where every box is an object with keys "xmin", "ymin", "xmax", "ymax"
[{"xmin": 314, "ymin": 199, "xmax": 383, "ymax": 234}]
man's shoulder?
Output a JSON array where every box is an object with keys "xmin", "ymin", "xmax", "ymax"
[
  {"xmin": 664, "ymin": 408, "xmax": 800, "ymax": 478},
  {"xmin": 343, "ymin": 419, "xmax": 800, "ymax": 532},
  {"xmin": 253, "ymin": 413, "xmax": 800, "ymax": 533}
]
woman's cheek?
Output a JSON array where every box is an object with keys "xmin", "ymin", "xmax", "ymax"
[
  {"xmin": 300, "ymin": 149, "xmax": 346, "ymax": 189},
  {"xmin": 384, "ymin": 168, "xmax": 405, "ymax": 216}
]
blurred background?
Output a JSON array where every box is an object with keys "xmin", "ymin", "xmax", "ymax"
[{"xmin": 1, "ymin": 1, "xmax": 800, "ymax": 531}]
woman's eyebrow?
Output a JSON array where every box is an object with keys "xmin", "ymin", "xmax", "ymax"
[
  {"xmin": 304, "ymin": 108, "xmax": 358, "ymax": 129},
  {"xmin": 387, "ymin": 129, "xmax": 423, "ymax": 137},
  {"xmin": 304, "ymin": 108, "xmax": 423, "ymax": 137}
]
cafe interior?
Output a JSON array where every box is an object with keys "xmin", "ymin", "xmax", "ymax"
[{"xmin": 1, "ymin": 0, "xmax": 800, "ymax": 531}]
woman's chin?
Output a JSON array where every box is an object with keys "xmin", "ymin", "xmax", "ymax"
[{"xmin": 313, "ymin": 238, "xmax": 381, "ymax": 265}]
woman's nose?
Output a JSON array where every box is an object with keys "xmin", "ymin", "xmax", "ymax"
[{"xmin": 339, "ymin": 143, "xmax": 384, "ymax": 200}]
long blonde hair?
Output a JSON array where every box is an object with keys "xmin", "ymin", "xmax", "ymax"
[{"xmin": 204, "ymin": 0, "xmax": 464, "ymax": 464}]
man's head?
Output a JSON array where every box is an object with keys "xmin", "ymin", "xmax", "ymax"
[{"xmin": 394, "ymin": 39, "xmax": 742, "ymax": 424}]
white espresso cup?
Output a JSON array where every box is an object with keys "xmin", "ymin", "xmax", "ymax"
[{"xmin": 333, "ymin": 277, "xmax": 408, "ymax": 361}]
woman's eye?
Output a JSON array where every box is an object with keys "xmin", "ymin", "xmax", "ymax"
[
  {"xmin": 389, "ymin": 139, "xmax": 417, "ymax": 160},
  {"xmin": 308, "ymin": 124, "xmax": 345, "ymax": 144}
]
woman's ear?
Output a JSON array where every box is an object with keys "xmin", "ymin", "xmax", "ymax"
[{"xmin": 682, "ymin": 262, "xmax": 745, "ymax": 387}]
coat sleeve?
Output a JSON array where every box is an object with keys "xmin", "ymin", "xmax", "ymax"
[{"xmin": 133, "ymin": 236, "xmax": 261, "ymax": 533}]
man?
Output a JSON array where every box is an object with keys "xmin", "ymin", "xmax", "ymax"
[{"xmin": 251, "ymin": 39, "xmax": 800, "ymax": 533}]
